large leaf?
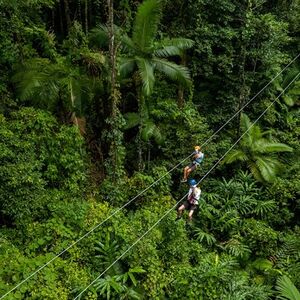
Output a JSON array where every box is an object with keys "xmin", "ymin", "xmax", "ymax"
[
  {"xmin": 119, "ymin": 58, "xmax": 137, "ymax": 79},
  {"xmin": 120, "ymin": 34, "xmax": 137, "ymax": 53},
  {"xmin": 283, "ymin": 95, "xmax": 295, "ymax": 106},
  {"xmin": 136, "ymin": 58, "xmax": 155, "ymax": 96},
  {"xmin": 194, "ymin": 228, "xmax": 216, "ymax": 246},
  {"xmin": 255, "ymin": 141, "xmax": 293, "ymax": 154},
  {"xmin": 255, "ymin": 156, "xmax": 279, "ymax": 182},
  {"xmin": 140, "ymin": 119, "xmax": 164, "ymax": 144},
  {"xmin": 123, "ymin": 112, "xmax": 140, "ymax": 130},
  {"xmin": 252, "ymin": 258, "xmax": 273, "ymax": 271},
  {"xmin": 248, "ymin": 161, "xmax": 265, "ymax": 183},
  {"xmin": 153, "ymin": 58, "xmax": 191, "ymax": 87},
  {"xmin": 240, "ymin": 113, "xmax": 252, "ymax": 133},
  {"xmin": 141, "ymin": 120, "xmax": 156, "ymax": 141},
  {"xmin": 276, "ymin": 275, "xmax": 300, "ymax": 300},
  {"xmin": 132, "ymin": 0, "xmax": 162, "ymax": 51},
  {"xmin": 223, "ymin": 149, "xmax": 248, "ymax": 164},
  {"xmin": 154, "ymin": 38, "xmax": 194, "ymax": 57}
]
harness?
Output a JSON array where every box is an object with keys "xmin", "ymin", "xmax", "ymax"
[
  {"xmin": 193, "ymin": 152, "xmax": 204, "ymax": 165},
  {"xmin": 188, "ymin": 188, "xmax": 200, "ymax": 205}
]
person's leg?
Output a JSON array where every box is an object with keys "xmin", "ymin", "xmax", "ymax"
[
  {"xmin": 186, "ymin": 167, "xmax": 192, "ymax": 179},
  {"xmin": 188, "ymin": 209, "xmax": 195, "ymax": 221},
  {"xmin": 183, "ymin": 166, "xmax": 190, "ymax": 181},
  {"xmin": 186, "ymin": 164, "xmax": 196, "ymax": 179},
  {"xmin": 177, "ymin": 204, "xmax": 185, "ymax": 218}
]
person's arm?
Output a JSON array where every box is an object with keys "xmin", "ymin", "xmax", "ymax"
[
  {"xmin": 192, "ymin": 150, "xmax": 197, "ymax": 159},
  {"xmin": 194, "ymin": 188, "xmax": 201, "ymax": 201}
]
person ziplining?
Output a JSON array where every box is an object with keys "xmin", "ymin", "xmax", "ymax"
[
  {"xmin": 181, "ymin": 146, "xmax": 204, "ymax": 182},
  {"xmin": 176, "ymin": 179, "xmax": 201, "ymax": 221}
]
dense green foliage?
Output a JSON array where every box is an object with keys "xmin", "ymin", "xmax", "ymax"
[{"xmin": 0, "ymin": 0, "xmax": 299, "ymax": 299}]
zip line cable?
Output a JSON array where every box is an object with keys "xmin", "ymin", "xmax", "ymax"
[
  {"xmin": 74, "ymin": 72, "xmax": 300, "ymax": 300},
  {"xmin": 200, "ymin": 53, "xmax": 299, "ymax": 149},
  {"xmin": 0, "ymin": 54, "xmax": 299, "ymax": 299}
]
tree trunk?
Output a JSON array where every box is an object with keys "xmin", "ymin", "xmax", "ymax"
[
  {"xmin": 107, "ymin": 0, "xmax": 122, "ymax": 179},
  {"xmin": 236, "ymin": 47, "xmax": 247, "ymax": 138},
  {"xmin": 77, "ymin": 0, "xmax": 82, "ymax": 24},
  {"xmin": 177, "ymin": 51, "xmax": 187, "ymax": 108},
  {"xmin": 59, "ymin": 1, "xmax": 64, "ymax": 35},
  {"xmin": 147, "ymin": 142, "xmax": 151, "ymax": 171},
  {"xmin": 107, "ymin": 0, "xmax": 116, "ymax": 117},
  {"xmin": 137, "ymin": 88, "xmax": 145, "ymax": 172},
  {"xmin": 236, "ymin": 2, "xmax": 251, "ymax": 138},
  {"xmin": 51, "ymin": 8, "xmax": 55, "ymax": 31},
  {"xmin": 85, "ymin": 0, "xmax": 88, "ymax": 34},
  {"xmin": 63, "ymin": 0, "xmax": 71, "ymax": 33}
]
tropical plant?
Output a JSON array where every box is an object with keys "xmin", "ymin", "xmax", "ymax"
[
  {"xmin": 95, "ymin": 232, "xmax": 122, "ymax": 276},
  {"xmin": 276, "ymin": 275, "xmax": 300, "ymax": 300},
  {"xmin": 119, "ymin": 0, "xmax": 193, "ymax": 169},
  {"xmin": 13, "ymin": 23, "xmax": 106, "ymax": 133},
  {"xmin": 224, "ymin": 113, "xmax": 293, "ymax": 182},
  {"xmin": 93, "ymin": 267, "xmax": 145, "ymax": 300},
  {"xmin": 119, "ymin": 0, "xmax": 193, "ymax": 96}
]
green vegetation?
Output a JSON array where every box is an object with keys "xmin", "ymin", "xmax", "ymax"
[{"xmin": 0, "ymin": 0, "xmax": 299, "ymax": 299}]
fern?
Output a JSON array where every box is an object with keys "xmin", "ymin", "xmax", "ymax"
[
  {"xmin": 194, "ymin": 228, "xmax": 216, "ymax": 246},
  {"xmin": 224, "ymin": 113, "xmax": 292, "ymax": 183},
  {"xmin": 253, "ymin": 200, "xmax": 276, "ymax": 217},
  {"xmin": 224, "ymin": 238, "xmax": 251, "ymax": 258}
]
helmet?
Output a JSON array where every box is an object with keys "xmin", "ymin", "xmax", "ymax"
[
  {"xmin": 194, "ymin": 145, "xmax": 201, "ymax": 151},
  {"xmin": 188, "ymin": 179, "xmax": 197, "ymax": 186}
]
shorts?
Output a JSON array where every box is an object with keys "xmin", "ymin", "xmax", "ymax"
[
  {"xmin": 182, "ymin": 200, "xmax": 197, "ymax": 211},
  {"xmin": 188, "ymin": 162, "xmax": 198, "ymax": 171}
]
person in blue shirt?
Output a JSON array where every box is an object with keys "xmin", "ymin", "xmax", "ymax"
[
  {"xmin": 176, "ymin": 178, "xmax": 201, "ymax": 221},
  {"xmin": 181, "ymin": 146, "xmax": 204, "ymax": 183}
]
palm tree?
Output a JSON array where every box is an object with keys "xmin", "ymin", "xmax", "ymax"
[
  {"xmin": 13, "ymin": 53, "xmax": 105, "ymax": 134},
  {"xmin": 224, "ymin": 113, "xmax": 293, "ymax": 183},
  {"xmin": 119, "ymin": 0, "xmax": 194, "ymax": 169},
  {"xmin": 90, "ymin": 0, "xmax": 193, "ymax": 169},
  {"xmin": 120, "ymin": 0, "xmax": 193, "ymax": 96}
]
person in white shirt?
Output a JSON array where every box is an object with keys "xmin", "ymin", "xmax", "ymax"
[{"xmin": 176, "ymin": 178, "xmax": 201, "ymax": 221}]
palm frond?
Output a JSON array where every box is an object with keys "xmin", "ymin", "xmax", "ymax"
[
  {"xmin": 154, "ymin": 38, "xmax": 194, "ymax": 57},
  {"xmin": 153, "ymin": 58, "xmax": 191, "ymax": 87},
  {"xmin": 276, "ymin": 275, "xmax": 300, "ymax": 300},
  {"xmin": 123, "ymin": 112, "xmax": 140, "ymax": 130},
  {"xmin": 154, "ymin": 46, "xmax": 182, "ymax": 58},
  {"xmin": 119, "ymin": 58, "xmax": 137, "ymax": 79},
  {"xmin": 194, "ymin": 228, "xmax": 216, "ymax": 246},
  {"xmin": 255, "ymin": 142, "xmax": 293, "ymax": 154},
  {"xmin": 282, "ymin": 67, "xmax": 299, "ymax": 89},
  {"xmin": 240, "ymin": 113, "xmax": 252, "ymax": 133},
  {"xmin": 255, "ymin": 156, "xmax": 279, "ymax": 182},
  {"xmin": 248, "ymin": 161, "xmax": 265, "ymax": 183},
  {"xmin": 132, "ymin": 0, "xmax": 162, "ymax": 51},
  {"xmin": 152, "ymin": 125, "xmax": 164, "ymax": 144},
  {"xmin": 120, "ymin": 34, "xmax": 136, "ymax": 53},
  {"xmin": 136, "ymin": 58, "xmax": 155, "ymax": 96},
  {"xmin": 141, "ymin": 120, "xmax": 159, "ymax": 142},
  {"xmin": 224, "ymin": 238, "xmax": 251, "ymax": 258},
  {"xmin": 89, "ymin": 26, "xmax": 109, "ymax": 48},
  {"xmin": 13, "ymin": 58, "xmax": 61, "ymax": 105},
  {"xmin": 253, "ymin": 200, "xmax": 276, "ymax": 217},
  {"xmin": 223, "ymin": 149, "xmax": 248, "ymax": 164},
  {"xmin": 248, "ymin": 124, "xmax": 262, "ymax": 144}
]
